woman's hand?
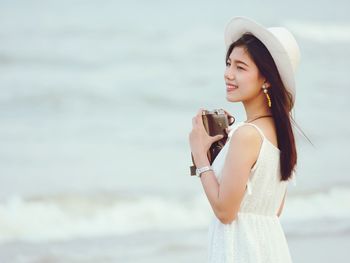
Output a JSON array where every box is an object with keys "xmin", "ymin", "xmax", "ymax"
[{"xmin": 189, "ymin": 109, "xmax": 224, "ymax": 166}]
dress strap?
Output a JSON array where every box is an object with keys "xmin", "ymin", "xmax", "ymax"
[{"xmin": 291, "ymin": 170, "xmax": 297, "ymax": 186}]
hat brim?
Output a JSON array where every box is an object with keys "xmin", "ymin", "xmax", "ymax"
[{"xmin": 224, "ymin": 16, "xmax": 295, "ymax": 104}]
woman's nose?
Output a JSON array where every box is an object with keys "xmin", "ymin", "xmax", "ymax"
[{"xmin": 224, "ymin": 67, "xmax": 234, "ymax": 80}]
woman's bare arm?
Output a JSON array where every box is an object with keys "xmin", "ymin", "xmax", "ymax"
[{"xmin": 197, "ymin": 125, "xmax": 261, "ymax": 224}]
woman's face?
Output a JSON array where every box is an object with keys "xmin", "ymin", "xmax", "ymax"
[{"xmin": 224, "ymin": 46, "xmax": 266, "ymax": 103}]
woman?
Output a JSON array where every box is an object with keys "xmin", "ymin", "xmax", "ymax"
[{"xmin": 189, "ymin": 16, "xmax": 300, "ymax": 262}]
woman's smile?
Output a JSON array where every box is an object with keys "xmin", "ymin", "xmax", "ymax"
[{"xmin": 226, "ymin": 84, "xmax": 238, "ymax": 92}]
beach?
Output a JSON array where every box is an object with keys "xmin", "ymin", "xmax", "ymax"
[
  {"xmin": 0, "ymin": 0, "xmax": 349, "ymax": 262},
  {"xmin": 1, "ymin": 228, "xmax": 349, "ymax": 262}
]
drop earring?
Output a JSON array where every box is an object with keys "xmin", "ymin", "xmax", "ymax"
[{"xmin": 262, "ymin": 84, "xmax": 272, "ymax": 108}]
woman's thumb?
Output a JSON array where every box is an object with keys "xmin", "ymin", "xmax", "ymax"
[{"xmin": 213, "ymin": 134, "xmax": 224, "ymax": 142}]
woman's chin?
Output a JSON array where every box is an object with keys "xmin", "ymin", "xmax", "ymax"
[{"xmin": 226, "ymin": 95, "xmax": 240, "ymax": 102}]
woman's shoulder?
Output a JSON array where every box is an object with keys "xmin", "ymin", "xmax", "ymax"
[
  {"xmin": 228, "ymin": 118, "xmax": 276, "ymax": 143},
  {"xmin": 248, "ymin": 119, "xmax": 278, "ymax": 148},
  {"xmin": 230, "ymin": 122, "xmax": 263, "ymax": 144},
  {"xmin": 226, "ymin": 123, "xmax": 263, "ymax": 170},
  {"xmin": 229, "ymin": 123, "xmax": 263, "ymax": 150}
]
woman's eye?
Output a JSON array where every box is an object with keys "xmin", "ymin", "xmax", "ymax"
[
  {"xmin": 226, "ymin": 62, "xmax": 231, "ymax": 67},
  {"xmin": 237, "ymin": 66, "xmax": 244, "ymax": 70}
]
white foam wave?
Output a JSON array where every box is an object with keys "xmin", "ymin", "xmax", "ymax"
[
  {"xmin": 285, "ymin": 186, "xmax": 350, "ymax": 220},
  {"xmin": 0, "ymin": 186, "xmax": 349, "ymax": 243},
  {"xmin": 0, "ymin": 194, "xmax": 210, "ymax": 243},
  {"xmin": 281, "ymin": 186, "xmax": 350, "ymax": 235}
]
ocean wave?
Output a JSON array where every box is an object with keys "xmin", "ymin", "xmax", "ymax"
[
  {"xmin": 0, "ymin": 186, "xmax": 349, "ymax": 243},
  {"xmin": 0, "ymin": 194, "xmax": 210, "ymax": 243},
  {"xmin": 282, "ymin": 185, "xmax": 350, "ymax": 236}
]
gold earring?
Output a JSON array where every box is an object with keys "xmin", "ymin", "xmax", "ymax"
[{"xmin": 262, "ymin": 84, "xmax": 272, "ymax": 108}]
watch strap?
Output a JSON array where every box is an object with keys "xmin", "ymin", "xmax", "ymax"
[{"xmin": 196, "ymin": 166, "xmax": 213, "ymax": 177}]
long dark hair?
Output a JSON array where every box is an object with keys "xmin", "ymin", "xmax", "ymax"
[{"xmin": 226, "ymin": 33, "xmax": 311, "ymax": 181}]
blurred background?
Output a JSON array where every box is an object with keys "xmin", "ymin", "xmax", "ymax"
[{"xmin": 0, "ymin": 0, "xmax": 349, "ymax": 262}]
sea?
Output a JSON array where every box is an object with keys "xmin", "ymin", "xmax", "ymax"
[{"xmin": 0, "ymin": 0, "xmax": 350, "ymax": 262}]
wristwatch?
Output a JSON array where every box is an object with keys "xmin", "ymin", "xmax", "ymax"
[{"xmin": 196, "ymin": 166, "xmax": 213, "ymax": 177}]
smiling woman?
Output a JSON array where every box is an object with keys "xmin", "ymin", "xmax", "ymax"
[
  {"xmin": 224, "ymin": 46, "xmax": 266, "ymax": 105},
  {"xmin": 189, "ymin": 16, "xmax": 305, "ymax": 263}
]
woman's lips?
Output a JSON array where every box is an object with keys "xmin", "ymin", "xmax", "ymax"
[{"xmin": 226, "ymin": 84, "xmax": 238, "ymax": 92}]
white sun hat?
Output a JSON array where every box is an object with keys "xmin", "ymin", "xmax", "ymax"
[{"xmin": 224, "ymin": 16, "xmax": 301, "ymax": 108}]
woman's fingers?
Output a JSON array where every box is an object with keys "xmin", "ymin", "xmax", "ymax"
[
  {"xmin": 192, "ymin": 109, "xmax": 203, "ymax": 127},
  {"xmin": 211, "ymin": 134, "xmax": 224, "ymax": 143},
  {"xmin": 192, "ymin": 117, "xmax": 197, "ymax": 126},
  {"xmin": 197, "ymin": 108, "xmax": 204, "ymax": 115}
]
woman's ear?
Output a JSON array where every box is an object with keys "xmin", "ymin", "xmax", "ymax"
[{"xmin": 263, "ymin": 81, "xmax": 271, "ymax": 89}]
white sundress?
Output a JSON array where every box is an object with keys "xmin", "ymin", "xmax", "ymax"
[{"xmin": 207, "ymin": 121, "xmax": 296, "ymax": 263}]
